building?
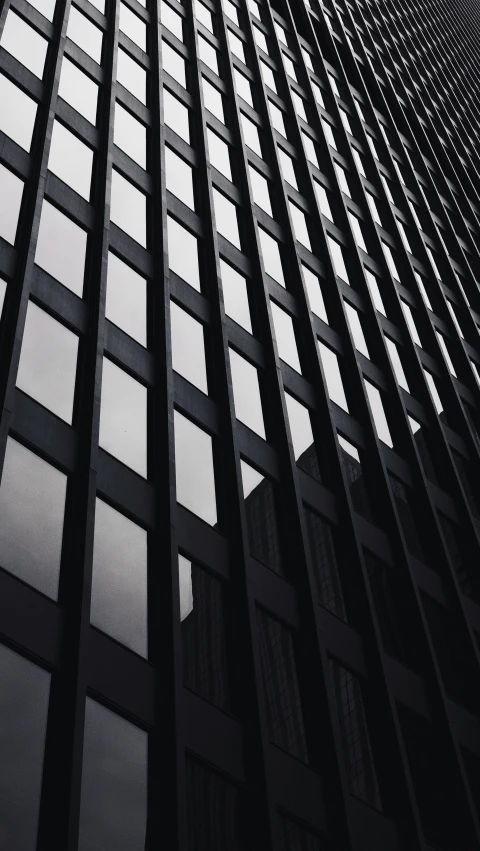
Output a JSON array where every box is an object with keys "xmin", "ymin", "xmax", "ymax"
[{"xmin": 0, "ymin": 0, "xmax": 479, "ymax": 845}]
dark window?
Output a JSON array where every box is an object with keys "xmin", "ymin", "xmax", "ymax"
[
  {"xmin": 186, "ymin": 758, "xmax": 246, "ymax": 851},
  {"xmin": 241, "ymin": 461, "xmax": 283, "ymax": 575},
  {"xmin": 303, "ymin": 507, "xmax": 346, "ymax": 619},
  {"xmin": 389, "ymin": 474, "xmax": 426, "ymax": 561},
  {"xmin": 365, "ymin": 551, "xmax": 419, "ymax": 669},
  {"xmin": 279, "ymin": 813, "xmax": 325, "ymax": 851}
]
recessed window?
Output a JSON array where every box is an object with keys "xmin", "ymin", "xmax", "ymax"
[
  {"xmin": 91, "ymin": 498, "xmax": 147, "ymax": 656},
  {"xmin": 194, "ymin": 0, "xmax": 214, "ymax": 31},
  {"xmin": 167, "ymin": 216, "xmax": 200, "ymax": 290},
  {"xmin": 344, "ymin": 301, "xmax": 369, "ymax": 358},
  {"xmin": 114, "ymin": 102, "xmax": 147, "ymax": 169},
  {"xmin": 282, "ymin": 54, "xmax": 296, "ymax": 81},
  {"xmin": 35, "ymin": 201, "xmax": 86, "ymax": 297},
  {"xmin": 366, "ymin": 192, "xmax": 382, "ymax": 225},
  {"xmin": 224, "ymin": 0, "xmax": 239, "ymax": 25},
  {"xmin": 289, "ymin": 201, "xmax": 311, "ymax": 251},
  {"xmin": 401, "ymin": 300, "xmax": 422, "ymax": 346},
  {"xmin": 352, "ymin": 148, "xmax": 366, "ymax": 177},
  {"xmin": 292, "ymin": 91, "xmax": 307, "ymax": 121},
  {"xmin": 0, "ymin": 74, "xmax": 37, "ymax": 151},
  {"xmin": 79, "ymin": 700, "xmax": 147, "ymax": 851},
  {"xmin": 119, "ymin": 3, "xmax": 146, "ymax": 51},
  {"xmin": 260, "ymin": 59, "xmax": 276, "ymax": 93},
  {"xmin": 206, "ymin": 128, "xmax": 231, "ymax": 180},
  {"xmin": 230, "ymin": 348, "xmax": 265, "ymax": 437},
  {"xmin": 164, "ymin": 88, "xmax": 189, "ymax": 142},
  {"xmin": 0, "ymin": 164, "xmax": 23, "ymax": 245},
  {"xmin": 424, "ymin": 369, "xmax": 443, "ymax": 415},
  {"xmin": 220, "ymin": 259, "xmax": 252, "ymax": 333},
  {"xmin": 165, "ymin": 147, "xmax": 195, "ymax": 209},
  {"xmin": 312, "ymin": 80, "xmax": 324, "ymax": 107},
  {"xmin": 249, "ymin": 165, "xmax": 271, "ymax": 215},
  {"xmin": 253, "ymin": 23, "xmax": 268, "ymax": 53},
  {"xmin": 0, "ymin": 11, "xmax": 48, "ymax": 78},
  {"xmin": 29, "ymin": 0, "xmax": 56, "ymax": 20},
  {"xmin": 269, "ymin": 100, "xmax": 286, "ymax": 136},
  {"xmin": 99, "ymin": 358, "xmax": 147, "ymax": 477},
  {"xmin": 161, "ymin": 0, "xmax": 183, "ymax": 40},
  {"xmin": 240, "ymin": 112, "xmax": 262, "ymax": 156},
  {"xmin": 174, "ymin": 410, "xmax": 217, "ymax": 525},
  {"xmin": 271, "ymin": 302, "xmax": 301, "ymax": 372},
  {"xmin": 213, "ymin": 189, "xmax": 241, "ymax": 248},
  {"xmin": 241, "ymin": 461, "xmax": 283, "ymax": 573},
  {"xmin": 171, "ymin": 301, "xmax": 208, "ymax": 393},
  {"xmin": 385, "ymin": 336, "xmax": 409, "ymax": 392},
  {"xmin": 302, "ymin": 131, "xmax": 318, "ymax": 166},
  {"xmin": 198, "ymin": 35, "xmax": 218, "ymax": 74},
  {"xmin": 247, "ymin": 0, "xmax": 261, "ymax": 17},
  {"xmin": 278, "ymin": 147, "xmax": 297, "ymax": 189},
  {"xmin": 318, "ymin": 342, "xmax": 349, "ymax": 411},
  {"xmin": 105, "ymin": 252, "xmax": 147, "ymax": 345},
  {"xmin": 110, "ymin": 169, "xmax": 147, "ymax": 247},
  {"xmin": 202, "ymin": 76, "xmax": 224, "ymax": 122},
  {"xmin": 258, "ymin": 227, "xmax": 284, "ymax": 286},
  {"xmin": 17, "ymin": 301, "xmax": 78, "ymax": 423},
  {"xmin": 333, "ymin": 162, "xmax": 350, "ymax": 196},
  {"xmin": 365, "ymin": 380, "xmax": 393, "ymax": 447},
  {"xmin": 67, "ymin": 6, "xmax": 103, "ymax": 63},
  {"xmin": 228, "ymin": 29, "xmax": 245, "ymax": 63},
  {"xmin": 117, "ymin": 48, "xmax": 146, "ymax": 102},
  {"xmin": 365, "ymin": 270, "xmax": 386, "ymax": 315},
  {"xmin": 314, "ymin": 181, "xmax": 333, "ymax": 221},
  {"xmin": 327, "ymin": 236, "xmax": 349, "ymax": 284},
  {"xmin": 0, "ymin": 436, "xmax": 67, "ymax": 598},
  {"xmin": 233, "ymin": 67, "xmax": 253, "ymax": 106},
  {"xmin": 285, "ymin": 392, "xmax": 320, "ymax": 480},
  {"xmin": 303, "ymin": 265, "xmax": 328, "ymax": 323},
  {"xmin": 58, "ymin": 57, "xmax": 99, "ymax": 125},
  {"xmin": 348, "ymin": 212, "xmax": 367, "ymax": 252},
  {"xmin": 382, "ymin": 241, "xmax": 400, "ymax": 281},
  {"xmin": 322, "ymin": 118, "xmax": 337, "ymax": 149},
  {"xmin": 48, "ymin": 120, "xmax": 93, "ymax": 201}
]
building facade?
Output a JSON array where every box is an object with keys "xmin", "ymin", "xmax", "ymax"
[{"xmin": 0, "ymin": 0, "xmax": 479, "ymax": 846}]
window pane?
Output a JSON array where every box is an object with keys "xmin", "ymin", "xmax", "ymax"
[
  {"xmin": 99, "ymin": 358, "xmax": 147, "ymax": 477},
  {"xmin": 259, "ymin": 227, "xmax": 284, "ymax": 286},
  {"xmin": 0, "ymin": 163, "xmax": 23, "ymax": 245},
  {"xmin": 0, "ymin": 437, "xmax": 66, "ymax": 598},
  {"xmin": 220, "ymin": 259, "xmax": 252, "ymax": 333},
  {"xmin": 0, "ymin": 11, "xmax": 48, "ymax": 78},
  {"xmin": 119, "ymin": 3, "xmax": 146, "ymax": 50},
  {"xmin": 0, "ymin": 73, "xmax": 37, "ymax": 151},
  {"xmin": 164, "ymin": 88, "xmax": 189, "ymax": 142},
  {"xmin": 110, "ymin": 170, "xmax": 147, "ymax": 247},
  {"xmin": 174, "ymin": 410, "xmax": 217, "ymax": 526},
  {"xmin": 318, "ymin": 341, "xmax": 349, "ymax": 411},
  {"xmin": 106, "ymin": 252, "xmax": 147, "ymax": 345},
  {"xmin": 249, "ymin": 165, "xmax": 272, "ymax": 215},
  {"xmin": 303, "ymin": 265, "xmax": 328, "ymax": 323},
  {"xmin": 29, "ymin": 0, "xmax": 56, "ymax": 20},
  {"xmin": 213, "ymin": 189, "xmax": 241, "ymax": 248},
  {"xmin": 345, "ymin": 302, "xmax": 369, "ymax": 358},
  {"xmin": 229, "ymin": 348, "xmax": 265, "ymax": 438},
  {"xmin": 289, "ymin": 201, "xmax": 311, "ymax": 250},
  {"xmin": 314, "ymin": 181, "xmax": 333, "ymax": 221},
  {"xmin": 228, "ymin": 29, "xmax": 245, "ymax": 62},
  {"xmin": 117, "ymin": 48, "xmax": 146, "ymax": 102},
  {"xmin": 269, "ymin": 100, "xmax": 286, "ymax": 136},
  {"xmin": 58, "ymin": 57, "xmax": 98, "ymax": 124},
  {"xmin": 285, "ymin": 392, "xmax": 320, "ymax": 481},
  {"xmin": 167, "ymin": 216, "xmax": 200, "ymax": 290},
  {"xmin": 91, "ymin": 498, "xmax": 147, "ymax": 656},
  {"xmin": 195, "ymin": 0, "xmax": 214, "ymax": 31},
  {"xmin": 17, "ymin": 301, "xmax": 78, "ymax": 423},
  {"xmin": 198, "ymin": 35, "xmax": 218, "ymax": 73},
  {"xmin": 67, "ymin": 7, "xmax": 103, "ymax": 63},
  {"xmin": 35, "ymin": 200, "xmax": 86, "ymax": 296},
  {"xmin": 79, "ymin": 699, "xmax": 147, "ymax": 851},
  {"xmin": 385, "ymin": 336, "xmax": 409, "ymax": 392},
  {"xmin": 327, "ymin": 236, "xmax": 349, "ymax": 284},
  {"xmin": 365, "ymin": 270, "xmax": 386, "ymax": 315},
  {"xmin": 234, "ymin": 67, "xmax": 253, "ymax": 105},
  {"xmin": 163, "ymin": 42, "xmax": 186, "ymax": 87},
  {"xmin": 240, "ymin": 112, "xmax": 261, "ymax": 156},
  {"xmin": 114, "ymin": 102, "xmax": 146, "ymax": 168},
  {"xmin": 271, "ymin": 302, "xmax": 301, "ymax": 372},
  {"xmin": 171, "ymin": 301, "xmax": 208, "ymax": 393},
  {"xmin": 202, "ymin": 76, "xmax": 224, "ymax": 121},
  {"xmin": 241, "ymin": 461, "xmax": 283, "ymax": 573},
  {"xmin": 48, "ymin": 120, "xmax": 93, "ymax": 200},
  {"xmin": 278, "ymin": 148, "xmax": 297, "ymax": 189},
  {"xmin": 165, "ymin": 147, "xmax": 194, "ymax": 209},
  {"xmin": 0, "ymin": 644, "xmax": 50, "ymax": 850},
  {"xmin": 207, "ymin": 128, "xmax": 231, "ymax": 180},
  {"xmin": 161, "ymin": 0, "xmax": 183, "ymax": 39},
  {"xmin": 365, "ymin": 380, "xmax": 393, "ymax": 447}
]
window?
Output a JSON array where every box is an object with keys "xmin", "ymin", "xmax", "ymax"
[
  {"xmin": 285, "ymin": 392, "xmax": 320, "ymax": 481},
  {"xmin": 365, "ymin": 380, "xmax": 393, "ymax": 447},
  {"xmin": 241, "ymin": 460, "xmax": 283, "ymax": 572},
  {"xmin": 58, "ymin": 57, "xmax": 99, "ymax": 125},
  {"xmin": 105, "ymin": 252, "xmax": 147, "ymax": 345},
  {"xmin": 282, "ymin": 55, "xmax": 296, "ymax": 81},
  {"xmin": 289, "ymin": 201, "xmax": 311, "ymax": 251},
  {"xmin": 259, "ymin": 227, "xmax": 284, "ymax": 285},
  {"xmin": 110, "ymin": 170, "xmax": 147, "ymax": 247},
  {"xmin": 207, "ymin": 128, "xmax": 231, "ymax": 180},
  {"xmin": 167, "ymin": 216, "xmax": 200, "ymax": 290},
  {"xmin": 382, "ymin": 242, "xmax": 400, "ymax": 281},
  {"xmin": 0, "ymin": 437, "xmax": 67, "ymax": 598},
  {"xmin": 17, "ymin": 302, "xmax": 78, "ymax": 423},
  {"xmin": 165, "ymin": 147, "xmax": 195, "ymax": 209},
  {"xmin": 269, "ymin": 100, "xmax": 286, "ymax": 136},
  {"xmin": 229, "ymin": 348, "xmax": 265, "ymax": 437},
  {"xmin": 0, "ymin": 164, "xmax": 23, "ymax": 244},
  {"xmin": 322, "ymin": 118, "xmax": 337, "ymax": 149},
  {"xmin": 213, "ymin": 189, "xmax": 241, "ymax": 248},
  {"xmin": 240, "ymin": 112, "xmax": 262, "ymax": 156},
  {"xmin": 220, "ymin": 259, "xmax": 252, "ymax": 332},
  {"xmin": 365, "ymin": 270, "xmax": 385, "ymax": 315},
  {"xmin": 164, "ymin": 88, "xmax": 189, "ymax": 142},
  {"xmin": 345, "ymin": 302, "xmax": 369, "ymax": 358},
  {"xmin": 91, "ymin": 499, "xmax": 147, "ymax": 656},
  {"xmin": 0, "ymin": 74, "xmax": 37, "ymax": 151},
  {"xmin": 402, "ymin": 300, "xmax": 422, "ymax": 346},
  {"xmin": 333, "ymin": 162, "xmax": 350, "ymax": 195},
  {"xmin": 48, "ymin": 121, "xmax": 93, "ymax": 200},
  {"xmin": 260, "ymin": 59, "xmax": 276, "ymax": 92},
  {"xmin": 99, "ymin": 358, "xmax": 147, "ymax": 477},
  {"xmin": 385, "ymin": 336, "xmax": 409, "ymax": 391},
  {"xmin": 174, "ymin": 411, "xmax": 217, "ymax": 526},
  {"xmin": 278, "ymin": 148, "xmax": 297, "ymax": 189},
  {"xmin": 436, "ymin": 331, "xmax": 456, "ymax": 377},
  {"xmin": 195, "ymin": 0, "xmax": 214, "ymax": 31},
  {"xmin": 187, "ymin": 759, "xmax": 244, "ymax": 851},
  {"xmin": 161, "ymin": 0, "xmax": 183, "ymax": 39},
  {"xmin": 253, "ymin": 24, "xmax": 268, "ymax": 53},
  {"xmin": 202, "ymin": 76, "xmax": 224, "ymax": 121},
  {"xmin": 162, "ymin": 41, "xmax": 186, "ymax": 87},
  {"xmin": 79, "ymin": 699, "xmax": 147, "ymax": 851},
  {"xmin": 271, "ymin": 302, "xmax": 301, "ymax": 372},
  {"xmin": 303, "ymin": 265, "xmax": 328, "ymax": 323},
  {"xmin": 198, "ymin": 35, "xmax": 218, "ymax": 74},
  {"xmin": 35, "ymin": 201, "xmax": 86, "ymax": 297},
  {"xmin": 0, "ymin": 11, "xmax": 48, "ymax": 78},
  {"xmin": 233, "ymin": 67, "xmax": 253, "ymax": 105},
  {"xmin": 228, "ymin": 29, "xmax": 245, "ymax": 62},
  {"xmin": 114, "ymin": 103, "xmax": 146, "ymax": 169},
  {"xmin": 318, "ymin": 342, "xmax": 349, "ymax": 411},
  {"xmin": 171, "ymin": 301, "xmax": 208, "ymax": 393},
  {"xmin": 28, "ymin": 0, "xmax": 56, "ymax": 20},
  {"xmin": 327, "ymin": 236, "xmax": 350, "ymax": 284},
  {"xmin": 117, "ymin": 48, "xmax": 146, "ymax": 102},
  {"xmin": 348, "ymin": 212, "xmax": 367, "ymax": 252},
  {"xmin": 67, "ymin": 6, "xmax": 103, "ymax": 63},
  {"xmin": 314, "ymin": 181, "xmax": 333, "ymax": 221},
  {"xmin": 302, "ymin": 131, "xmax": 318, "ymax": 167},
  {"xmin": 119, "ymin": 3, "xmax": 146, "ymax": 51},
  {"xmin": 304, "ymin": 507, "xmax": 346, "ymax": 617},
  {"xmin": 292, "ymin": 91, "xmax": 307, "ymax": 121},
  {"xmin": 249, "ymin": 165, "xmax": 272, "ymax": 215},
  {"xmin": 223, "ymin": 0, "xmax": 239, "ymax": 25}
]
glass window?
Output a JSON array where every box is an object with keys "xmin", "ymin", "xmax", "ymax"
[
  {"xmin": 333, "ymin": 162, "xmax": 350, "ymax": 196},
  {"xmin": 79, "ymin": 699, "xmax": 147, "ymax": 851},
  {"xmin": 48, "ymin": 120, "xmax": 93, "ymax": 201},
  {"xmin": 161, "ymin": 0, "xmax": 183, "ymax": 40},
  {"xmin": 352, "ymin": 147, "xmax": 366, "ymax": 177},
  {"xmin": 174, "ymin": 410, "xmax": 217, "ymax": 525},
  {"xmin": 385, "ymin": 336, "xmax": 409, "ymax": 392},
  {"xmin": 401, "ymin": 300, "xmax": 422, "ymax": 346},
  {"xmin": 365, "ymin": 380, "xmax": 393, "ymax": 447},
  {"xmin": 223, "ymin": 0, "xmax": 239, "ymax": 25},
  {"xmin": 110, "ymin": 169, "xmax": 147, "ymax": 247},
  {"xmin": 220, "ymin": 259, "xmax": 251, "ymax": 332},
  {"xmin": 164, "ymin": 88, "xmax": 189, "ymax": 142},
  {"xmin": 59, "ymin": 57, "xmax": 98, "ymax": 124},
  {"xmin": 278, "ymin": 147, "xmax": 297, "ymax": 189},
  {"xmin": 207, "ymin": 128, "xmax": 231, "ymax": 180},
  {"xmin": 117, "ymin": 48, "xmax": 146, "ymax": 102},
  {"xmin": 424, "ymin": 369, "xmax": 443, "ymax": 415},
  {"xmin": 285, "ymin": 392, "xmax": 320, "ymax": 480},
  {"xmin": 415, "ymin": 272, "xmax": 433, "ymax": 312},
  {"xmin": 195, "ymin": 0, "xmax": 214, "ymax": 30},
  {"xmin": 198, "ymin": 35, "xmax": 218, "ymax": 74},
  {"xmin": 249, "ymin": 165, "xmax": 271, "ymax": 215},
  {"xmin": 17, "ymin": 301, "xmax": 78, "ymax": 423},
  {"xmin": 0, "ymin": 644, "xmax": 50, "ymax": 850},
  {"xmin": 240, "ymin": 112, "xmax": 261, "ymax": 156},
  {"xmin": 312, "ymin": 80, "xmax": 324, "ymax": 107},
  {"xmin": 99, "ymin": 358, "xmax": 147, "ymax": 477},
  {"xmin": 348, "ymin": 212, "xmax": 367, "ymax": 252},
  {"xmin": 0, "ymin": 164, "xmax": 23, "ymax": 245},
  {"xmin": 163, "ymin": 41, "xmax": 186, "ymax": 87},
  {"xmin": 114, "ymin": 102, "xmax": 146, "ymax": 169},
  {"xmin": 271, "ymin": 302, "xmax": 301, "ymax": 372},
  {"xmin": 0, "ymin": 73, "xmax": 37, "ymax": 151},
  {"xmin": 327, "ymin": 236, "xmax": 349, "ymax": 284},
  {"xmin": 344, "ymin": 301, "xmax": 369, "ymax": 358},
  {"xmin": 302, "ymin": 131, "xmax": 318, "ymax": 167},
  {"xmin": 106, "ymin": 252, "xmax": 146, "ymax": 345},
  {"xmin": 165, "ymin": 147, "xmax": 194, "ymax": 209},
  {"xmin": 366, "ymin": 192, "xmax": 382, "ymax": 226},
  {"xmin": 292, "ymin": 91, "xmax": 307, "ymax": 121},
  {"xmin": 171, "ymin": 301, "xmax": 208, "ymax": 393},
  {"xmin": 253, "ymin": 24, "xmax": 268, "ymax": 53},
  {"xmin": 167, "ymin": 216, "xmax": 200, "ymax": 290},
  {"xmin": 229, "ymin": 348, "xmax": 265, "ymax": 437},
  {"xmin": 382, "ymin": 242, "xmax": 400, "ymax": 281},
  {"xmin": 365, "ymin": 270, "xmax": 385, "ymax": 315},
  {"xmin": 314, "ymin": 181, "xmax": 333, "ymax": 221},
  {"xmin": 0, "ymin": 278, "xmax": 6, "ymax": 320},
  {"xmin": 269, "ymin": 100, "xmax": 286, "ymax": 136},
  {"xmin": 303, "ymin": 265, "xmax": 328, "ymax": 323},
  {"xmin": 247, "ymin": 0, "xmax": 261, "ymax": 17},
  {"xmin": 35, "ymin": 201, "xmax": 86, "ymax": 296},
  {"xmin": 241, "ymin": 461, "xmax": 283, "ymax": 573},
  {"xmin": 322, "ymin": 118, "xmax": 337, "ymax": 149},
  {"xmin": 228, "ymin": 29, "xmax": 245, "ymax": 62},
  {"xmin": 259, "ymin": 227, "xmax": 284, "ymax": 286},
  {"xmin": 260, "ymin": 59, "xmax": 276, "ymax": 93},
  {"xmin": 282, "ymin": 54, "xmax": 296, "ymax": 81},
  {"xmin": 213, "ymin": 189, "xmax": 241, "ymax": 248},
  {"xmin": 67, "ymin": 7, "xmax": 103, "ymax": 63},
  {"xmin": 0, "ymin": 11, "xmax": 48, "ymax": 78},
  {"xmin": 436, "ymin": 331, "xmax": 456, "ymax": 377},
  {"xmin": 233, "ymin": 67, "xmax": 253, "ymax": 106},
  {"xmin": 289, "ymin": 201, "xmax": 311, "ymax": 251},
  {"xmin": 28, "ymin": 0, "xmax": 56, "ymax": 20},
  {"xmin": 0, "ymin": 436, "xmax": 66, "ymax": 598},
  {"xmin": 91, "ymin": 498, "xmax": 147, "ymax": 656},
  {"xmin": 87, "ymin": 0, "xmax": 105, "ymax": 12},
  {"xmin": 119, "ymin": 3, "xmax": 146, "ymax": 51},
  {"xmin": 202, "ymin": 76, "xmax": 224, "ymax": 121},
  {"xmin": 318, "ymin": 342, "xmax": 349, "ymax": 411}
]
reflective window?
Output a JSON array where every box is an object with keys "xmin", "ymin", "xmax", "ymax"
[
  {"xmin": 174, "ymin": 410, "xmax": 217, "ymax": 526},
  {"xmin": 79, "ymin": 699, "xmax": 147, "ymax": 851},
  {"xmin": 202, "ymin": 76, "xmax": 224, "ymax": 121},
  {"xmin": 114, "ymin": 102, "xmax": 146, "ymax": 169},
  {"xmin": 48, "ymin": 121, "xmax": 93, "ymax": 201},
  {"xmin": 249, "ymin": 165, "xmax": 271, "ymax": 215},
  {"xmin": 0, "ymin": 644, "xmax": 50, "ymax": 851},
  {"xmin": 233, "ymin": 67, "xmax": 253, "ymax": 106},
  {"xmin": 253, "ymin": 24, "xmax": 268, "ymax": 53},
  {"xmin": 161, "ymin": 0, "xmax": 183, "ymax": 40},
  {"xmin": 117, "ymin": 48, "xmax": 146, "ymax": 102},
  {"xmin": 228, "ymin": 29, "xmax": 245, "ymax": 63},
  {"xmin": 327, "ymin": 236, "xmax": 349, "ymax": 284},
  {"xmin": 402, "ymin": 300, "xmax": 422, "ymax": 346},
  {"xmin": 312, "ymin": 80, "xmax": 324, "ymax": 107},
  {"xmin": 230, "ymin": 348, "xmax": 265, "ymax": 437},
  {"xmin": 164, "ymin": 88, "xmax": 189, "ymax": 142},
  {"xmin": 241, "ymin": 461, "xmax": 283, "ymax": 573},
  {"xmin": 91, "ymin": 499, "xmax": 147, "ymax": 656},
  {"xmin": 318, "ymin": 342, "xmax": 349, "ymax": 411},
  {"xmin": 269, "ymin": 100, "xmax": 286, "ymax": 136},
  {"xmin": 285, "ymin": 392, "xmax": 320, "ymax": 481},
  {"xmin": 292, "ymin": 91, "xmax": 307, "ymax": 121},
  {"xmin": 17, "ymin": 301, "xmax": 78, "ymax": 423},
  {"xmin": 382, "ymin": 242, "xmax": 400, "ymax": 281},
  {"xmin": 302, "ymin": 131, "xmax": 318, "ymax": 167},
  {"xmin": 223, "ymin": 0, "xmax": 239, "ymax": 25},
  {"xmin": 333, "ymin": 161, "xmax": 350, "ymax": 195},
  {"xmin": 348, "ymin": 212, "xmax": 367, "ymax": 252},
  {"xmin": 0, "ymin": 162, "xmax": 23, "ymax": 245},
  {"xmin": 35, "ymin": 201, "xmax": 86, "ymax": 297},
  {"xmin": 289, "ymin": 201, "xmax": 311, "ymax": 251},
  {"xmin": 278, "ymin": 147, "xmax": 297, "ymax": 189},
  {"xmin": 240, "ymin": 112, "xmax": 262, "ymax": 156},
  {"xmin": 271, "ymin": 302, "xmax": 301, "ymax": 372},
  {"xmin": 171, "ymin": 301, "xmax": 208, "ymax": 393},
  {"xmin": 167, "ymin": 216, "xmax": 200, "ymax": 290},
  {"xmin": 110, "ymin": 169, "xmax": 147, "ymax": 247},
  {"xmin": 0, "ymin": 11, "xmax": 48, "ymax": 78},
  {"xmin": 259, "ymin": 227, "xmax": 284, "ymax": 286},
  {"xmin": 106, "ymin": 252, "xmax": 146, "ymax": 345},
  {"xmin": 28, "ymin": 0, "xmax": 56, "ymax": 20},
  {"xmin": 220, "ymin": 259, "xmax": 252, "ymax": 333},
  {"xmin": 314, "ymin": 181, "xmax": 333, "ymax": 221},
  {"xmin": 0, "ymin": 279, "xmax": 6, "ymax": 320},
  {"xmin": 59, "ymin": 57, "xmax": 98, "ymax": 125},
  {"xmin": 99, "ymin": 358, "xmax": 147, "ymax": 477},
  {"xmin": 260, "ymin": 59, "xmax": 276, "ymax": 93},
  {"xmin": 0, "ymin": 74, "xmax": 37, "ymax": 151},
  {"xmin": 67, "ymin": 7, "xmax": 103, "ymax": 63},
  {"xmin": 365, "ymin": 270, "xmax": 386, "ymax": 315},
  {"xmin": 282, "ymin": 54, "xmax": 296, "ymax": 81},
  {"xmin": 344, "ymin": 302, "xmax": 369, "ymax": 358},
  {"xmin": 352, "ymin": 147, "xmax": 366, "ymax": 177},
  {"xmin": 424, "ymin": 369, "xmax": 444, "ymax": 416},
  {"xmin": 365, "ymin": 380, "xmax": 393, "ymax": 447},
  {"xmin": 385, "ymin": 336, "xmax": 409, "ymax": 392},
  {"xmin": 207, "ymin": 128, "xmax": 231, "ymax": 180},
  {"xmin": 436, "ymin": 331, "xmax": 456, "ymax": 377},
  {"xmin": 322, "ymin": 118, "xmax": 337, "ymax": 149},
  {"xmin": 0, "ymin": 436, "xmax": 66, "ymax": 598},
  {"xmin": 213, "ymin": 189, "xmax": 241, "ymax": 248},
  {"xmin": 87, "ymin": 0, "xmax": 105, "ymax": 12},
  {"xmin": 119, "ymin": 3, "xmax": 146, "ymax": 51},
  {"xmin": 198, "ymin": 35, "xmax": 218, "ymax": 73},
  {"xmin": 338, "ymin": 434, "xmax": 373, "ymax": 519},
  {"xmin": 247, "ymin": 0, "xmax": 261, "ymax": 17},
  {"xmin": 165, "ymin": 147, "xmax": 194, "ymax": 209},
  {"xmin": 303, "ymin": 265, "xmax": 328, "ymax": 323}
]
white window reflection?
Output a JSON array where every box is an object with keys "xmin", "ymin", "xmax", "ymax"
[
  {"xmin": 106, "ymin": 252, "xmax": 146, "ymax": 345},
  {"xmin": 0, "ymin": 164, "xmax": 23, "ymax": 245},
  {"xmin": 258, "ymin": 227, "xmax": 284, "ymax": 286},
  {"xmin": 164, "ymin": 88, "xmax": 190, "ymax": 142},
  {"xmin": 171, "ymin": 301, "xmax": 208, "ymax": 393},
  {"xmin": 0, "ymin": 74, "xmax": 37, "ymax": 151},
  {"xmin": 114, "ymin": 103, "xmax": 146, "ymax": 169},
  {"xmin": 318, "ymin": 342, "xmax": 349, "ymax": 411},
  {"xmin": 229, "ymin": 348, "xmax": 265, "ymax": 438},
  {"xmin": 167, "ymin": 216, "xmax": 200, "ymax": 290},
  {"xmin": 271, "ymin": 302, "xmax": 301, "ymax": 373},
  {"xmin": 174, "ymin": 411, "xmax": 217, "ymax": 526},
  {"xmin": 110, "ymin": 170, "xmax": 147, "ymax": 247},
  {"xmin": 99, "ymin": 358, "xmax": 147, "ymax": 477},
  {"xmin": 213, "ymin": 189, "xmax": 241, "ymax": 249},
  {"xmin": 67, "ymin": 7, "xmax": 103, "ymax": 63},
  {"xmin": 220, "ymin": 259, "xmax": 252, "ymax": 333},
  {"xmin": 365, "ymin": 380, "xmax": 393, "ymax": 447},
  {"xmin": 117, "ymin": 48, "xmax": 146, "ymax": 103},
  {"xmin": 35, "ymin": 201, "xmax": 86, "ymax": 297},
  {"xmin": 59, "ymin": 58, "xmax": 99, "ymax": 125},
  {"xmin": 48, "ymin": 121, "xmax": 93, "ymax": 201},
  {"xmin": 165, "ymin": 147, "xmax": 194, "ymax": 209},
  {"xmin": 0, "ymin": 11, "xmax": 48, "ymax": 78}
]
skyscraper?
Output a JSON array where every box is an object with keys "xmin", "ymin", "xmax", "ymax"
[{"xmin": 0, "ymin": 0, "xmax": 479, "ymax": 846}]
